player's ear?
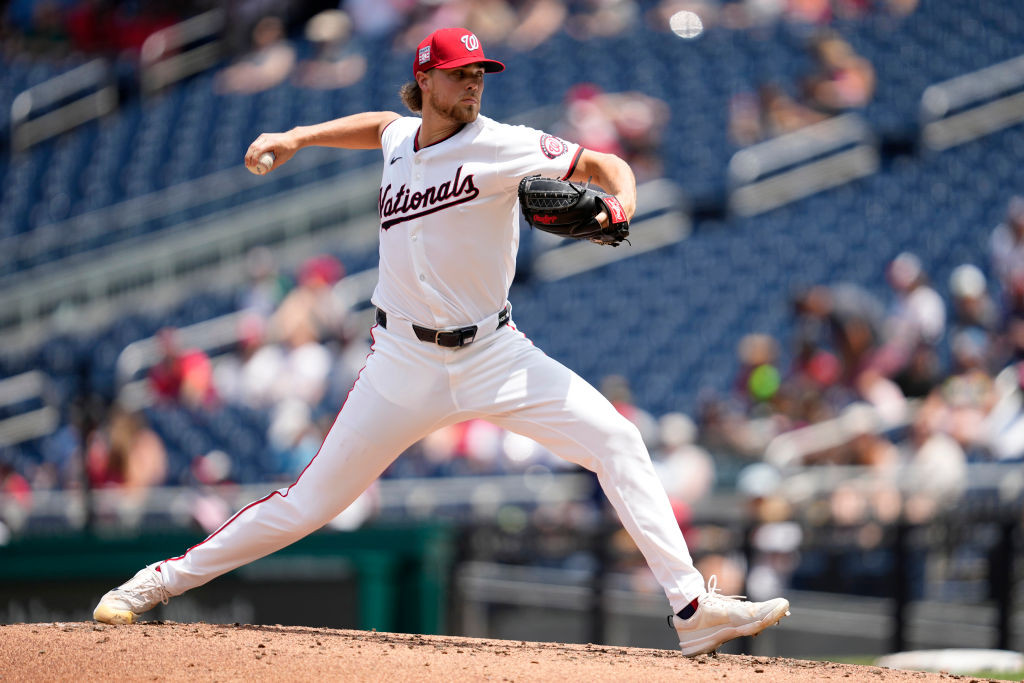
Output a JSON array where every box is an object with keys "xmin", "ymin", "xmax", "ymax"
[{"xmin": 415, "ymin": 70, "xmax": 431, "ymax": 92}]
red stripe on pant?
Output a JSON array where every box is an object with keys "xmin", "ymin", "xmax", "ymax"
[{"xmin": 161, "ymin": 325, "xmax": 380, "ymax": 566}]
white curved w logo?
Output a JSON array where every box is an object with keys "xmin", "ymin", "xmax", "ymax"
[{"xmin": 460, "ymin": 33, "xmax": 480, "ymax": 51}]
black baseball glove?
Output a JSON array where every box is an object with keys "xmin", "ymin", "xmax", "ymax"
[{"xmin": 518, "ymin": 175, "xmax": 630, "ymax": 247}]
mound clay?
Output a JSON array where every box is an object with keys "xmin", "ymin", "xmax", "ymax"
[{"xmin": 1, "ymin": 622, "xmax": 959, "ymax": 681}]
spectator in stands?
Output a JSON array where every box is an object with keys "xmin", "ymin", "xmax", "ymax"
[
  {"xmin": 211, "ymin": 312, "xmax": 270, "ymax": 406},
  {"xmin": 223, "ymin": 257, "xmax": 345, "ymax": 414},
  {"xmin": 566, "ymin": 0, "xmax": 639, "ymax": 40},
  {"xmin": 409, "ymin": 420, "xmax": 503, "ymax": 477},
  {"xmin": 790, "ymin": 282, "xmax": 910, "ymax": 422},
  {"xmin": 188, "ymin": 449, "xmax": 234, "ymax": 532},
  {"xmin": 787, "ymin": 337, "xmax": 845, "ymax": 412},
  {"xmin": 786, "ymin": 0, "xmax": 832, "ymax": 25},
  {"xmin": 990, "ymin": 195, "xmax": 1024, "ymax": 301},
  {"xmin": 504, "ymin": 0, "xmax": 568, "ymax": 51},
  {"xmin": 696, "ymin": 390, "xmax": 773, "ymax": 459},
  {"xmin": 983, "ymin": 362, "xmax": 1024, "ymax": 461},
  {"xmin": 891, "ymin": 342, "xmax": 943, "ymax": 399},
  {"xmin": 292, "ymin": 9, "xmax": 366, "ymax": 90},
  {"xmin": 396, "ymin": 0, "xmax": 571, "ymax": 53},
  {"xmin": 792, "ymin": 283, "xmax": 884, "ymax": 387},
  {"xmin": 734, "ymin": 333, "xmax": 783, "ymax": 412},
  {"xmin": 149, "ymin": 328, "xmax": 217, "ymax": 408},
  {"xmin": 728, "ymin": 84, "xmax": 828, "ymax": 147},
  {"xmin": 274, "ymin": 327, "xmax": 333, "ymax": 409},
  {"xmin": 600, "ymin": 374, "xmax": 659, "ymax": 447},
  {"xmin": 900, "ymin": 394, "xmax": 967, "ymax": 512},
  {"xmin": 86, "ymin": 408, "xmax": 167, "ymax": 495},
  {"xmin": 271, "ymin": 254, "xmax": 349, "ymax": 347},
  {"xmin": 939, "ymin": 329, "xmax": 998, "ymax": 456},
  {"xmin": 802, "ymin": 32, "xmax": 875, "ymax": 114},
  {"xmin": 556, "ymin": 84, "xmax": 670, "ymax": 181},
  {"xmin": 395, "ymin": 0, "xmax": 517, "ymax": 51},
  {"xmin": 345, "ymin": 0, "xmax": 414, "ymax": 40},
  {"xmin": 239, "ymin": 246, "xmax": 290, "ymax": 319},
  {"xmin": 0, "ymin": 461, "xmax": 32, "ymax": 507},
  {"xmin": 215, "ymin": 15, "xmax": 296, "ymax": 94},
  {"xmin": 875, "ymin": 252, "xmax": 946, "ymax": 376},
  {"xmin": 949, "ymin": 263, "xmax": 1000, "ymax": 340},
  {"xmin": 267, "ymin": 398, "xmax": 326, "ymax": 478},
  {"xmin": 65, "ymin": 0, "xmax": 177, "ymax": 55},
  {"xmin": 652, "ymin": 412, "xmax": 715, "ymax": 506},
  {"xmin": 736, "ymin": 463, "xmax": 802, "ymax": 602}
]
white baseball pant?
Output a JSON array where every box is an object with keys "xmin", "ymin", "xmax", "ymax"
[{"xmin": 157, "ymin": 312, "xmax": 707, "ymax": 612}]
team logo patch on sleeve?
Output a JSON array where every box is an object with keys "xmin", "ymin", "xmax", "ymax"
[{"xmin": 540, "ymin": 134, "xmax": 568, "ymax": 159}]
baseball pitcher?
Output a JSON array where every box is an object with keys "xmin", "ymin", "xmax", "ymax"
[{"xmin": 93, "ymin": 27, "xmax": 789, "ymax": 656}]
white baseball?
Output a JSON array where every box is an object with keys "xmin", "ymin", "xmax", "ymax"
[
  {"xmin": 253, "ymin": 151, "xmax": 275, "ymax": 175},
  {"xmin": 669, "ymin": 10, "xmax": 704, "ymax": 39}
]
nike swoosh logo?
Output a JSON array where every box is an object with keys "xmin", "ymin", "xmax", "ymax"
[{"xmin": 390, "ymin": 156, "xmax": 402, "ymax": 165}]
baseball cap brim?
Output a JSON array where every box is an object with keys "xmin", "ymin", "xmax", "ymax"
[{"xmin": 432, "ymin": 55, "xmax": 505, "ymax": 73}]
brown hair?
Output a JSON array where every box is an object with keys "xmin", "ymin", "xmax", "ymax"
[{"xmin": 399, "ymin": 80, "xmax": 422, "ymax": 113}]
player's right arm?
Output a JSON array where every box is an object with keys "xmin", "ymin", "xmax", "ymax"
[{"xmin": 245, "ymin": 111, "xmax": 401, "ymax": 173}]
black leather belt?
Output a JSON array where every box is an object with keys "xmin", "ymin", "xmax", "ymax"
[{"xmin": 375, "ymin": 305, "xmax": 510, "ymax": 348}]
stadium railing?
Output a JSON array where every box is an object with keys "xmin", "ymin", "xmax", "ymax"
[
  {"xmin": 0, "ymin": 371, "xmax": 58, "ymax": 448},
  {"xmin": 140, "ymin": 10, "xmax": 225, "ymax": 95},
  {"xmin": 921, "ymin": 53, "xmax": 1024, "ymax": 151},
  {"xmin": 0, "ymin": 161, "xmax": 380, "ymax": 353},
  {"xmin": 727, "ymin": 113, "xmax": 880, "ymax": 217},
  {"xmin": 10, "ymin": 60, "xmax": 117, "ymax": 152}
]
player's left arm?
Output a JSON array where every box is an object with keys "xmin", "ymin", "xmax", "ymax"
[{"xmin": 568, "ymin": 149, "xmax": 637, "ymax": 223}]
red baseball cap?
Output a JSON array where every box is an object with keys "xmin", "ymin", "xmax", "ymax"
[{"xmin": 414, "ymin": 27, "xmax": 505, "ymax": 76}]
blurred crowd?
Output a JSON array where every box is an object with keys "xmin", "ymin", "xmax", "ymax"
[
  {"xmin": 729, "ymin": 29, "xmax": 876, "ymax": 146},
  {"xmin": 2, "ymin": 0, "xmax": 913, "ymax": 165},
  {"xmin": 3, "ymin": 0, "xmax": 919, "ymax": 57},
  {"xmin": 0, "ymin": 0, "xmax": 996, "ymax": 599},
  {"xmin": 701, "ymin": 197, "xmax": 1024, "ymax": 475}
]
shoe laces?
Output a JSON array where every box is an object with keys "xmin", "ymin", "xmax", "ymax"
[
  {"xmin": 701, "ymin": 574, "xmax": 747, "ymax": 605},
  {"xmin": 667, "ymin": 574, "xmax": 749, "ymax": 627},
  {"xmin": 120, "ymin": 566, "xmax": 170, "ymax": 609}
]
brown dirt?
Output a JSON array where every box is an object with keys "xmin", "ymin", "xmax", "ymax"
[{"xmin": 0, "ymin": 622, "xmax": 957, "ymax": 682}]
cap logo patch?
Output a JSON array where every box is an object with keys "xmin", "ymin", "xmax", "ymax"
[
  {"xmin": 460, "ymin": 33, "xmax": 480, "ymax": 51},
  {"xmin": 418, "ymin": 46, "xmax": 431, "ymax": 64},
  {"xmin": 540, "ymin": 134, "xmax": 567, "ymax": 159}
]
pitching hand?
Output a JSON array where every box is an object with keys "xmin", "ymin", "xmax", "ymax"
[{"xmin": 245, "ymin": 132, "xmax": 299, "ymax": 174}]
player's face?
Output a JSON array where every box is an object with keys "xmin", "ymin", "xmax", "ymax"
[{"xmin": 425, "ymin": 64, "xmax": 485, "ymax": 123}]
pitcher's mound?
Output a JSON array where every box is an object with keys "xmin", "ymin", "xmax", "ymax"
[{"xmin": 0, "ymin": 622, "xmax": 951, "ymax": 681}]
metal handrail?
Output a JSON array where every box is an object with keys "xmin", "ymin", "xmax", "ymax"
[
  {"xmin": 727, "ymin": 113, "xmax": 878, "ymax": 216},
  {"xmin": 0, "ymin": 163, "xmax": 381, "ymax": 352},
  {"xmin": 920, "ymin": 53, "xmax": 1024, "ymax": 151},
  {"xmin": 10, "ymin": 59, "xmax": 118, "ymax": 151},
  {"xmin": 140, "ymin": 9, "xmax": 226, "ymax": 94},
  {"xmin": 0, "ymin": 371, "xmax": 58, "ymax": 448}
]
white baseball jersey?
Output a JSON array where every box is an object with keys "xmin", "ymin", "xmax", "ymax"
[{"xmin": 373, "ymin": 114, "xmax": 583, "ymax": 327}]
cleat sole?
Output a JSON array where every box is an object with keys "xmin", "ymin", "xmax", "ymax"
[
  {"xmin": 677, "ymin": 602, "xmax": 791, "ymax": 657},
  {"xmin": 93, "ymin": 604, "xmax": 137, "ymax": 625}
]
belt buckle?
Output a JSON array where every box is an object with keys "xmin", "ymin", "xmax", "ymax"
[{"xmin": 436, "ymin": 325, "xmax": 477, "ymax": 348}]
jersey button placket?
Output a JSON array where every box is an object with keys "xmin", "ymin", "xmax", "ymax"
[{"xmin": 408, "ymin": 153, "xmax": 440, "ymax": 321}]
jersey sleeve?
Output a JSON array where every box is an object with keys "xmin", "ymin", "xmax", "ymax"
[
  {"xmin": 491, "ymin": 123, "xmax": 583, "ymax": 191},
  {"xmin": 380, "ymin": 116, "xmax": 419, "ymax": 160}
]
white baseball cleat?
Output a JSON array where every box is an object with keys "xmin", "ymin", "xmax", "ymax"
[
  {"xmin": 93, "ymin": 564, "xmax": 171, "ymax": 624},
  {"xmin": 671, "ymin": 576, "xmax": 791, "ymax": 656}
]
